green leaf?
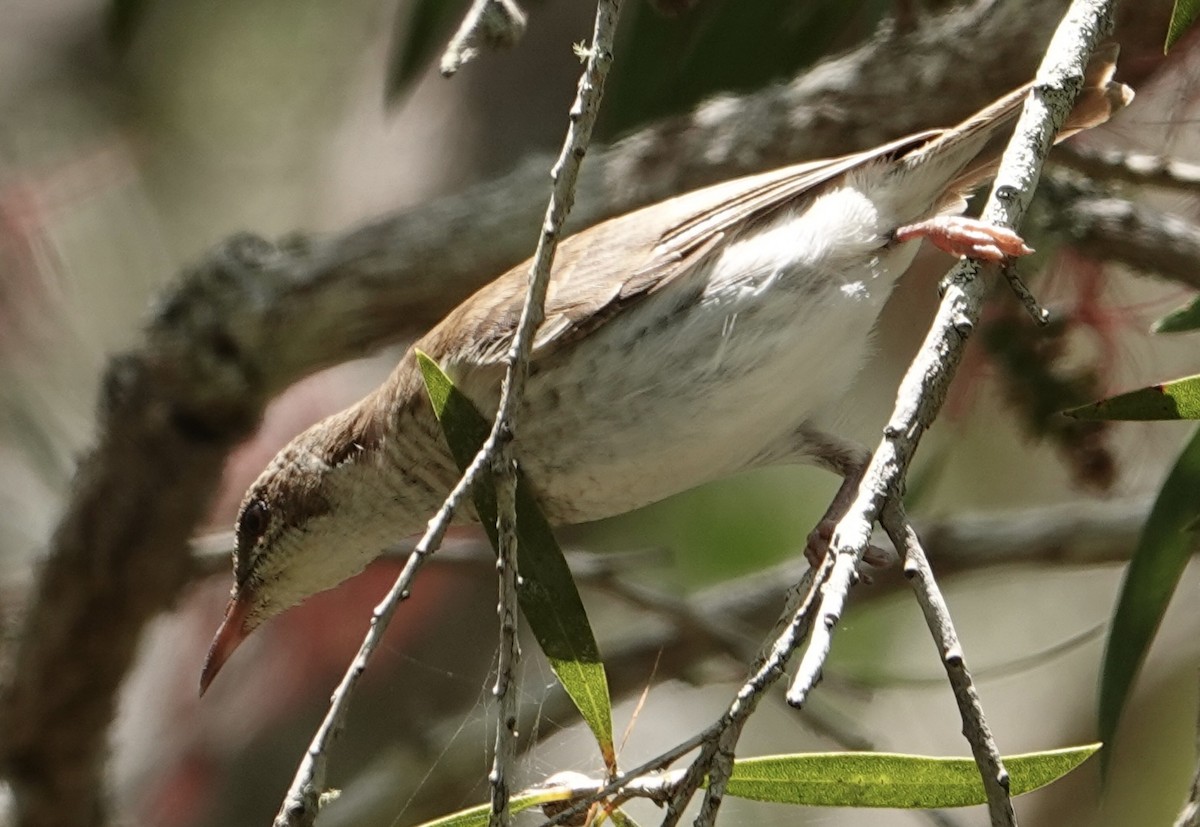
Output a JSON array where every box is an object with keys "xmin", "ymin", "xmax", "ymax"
[
  {"xmin": 1064, "ymin": 375, "xmax": 1200, "ymax": 420},
  {"xmin": 412, "ymin": 786, "xmax": 564, "ymax": 827},
  {"xmin": 1166, "ymin": 0, "xmax": 1200, "ymax": 52},
  {"xmin": 1152, "ymin": 295, "xmax": 1200, "ymax": 333},
  {"xmin": 721, "ymin": 745, "xmax": 1100, "ymax": 808},
  {"xmin": 1098, "ymin": 425, "xmax": 1200, "ymax": 773},
  {"xmin": 415, "ymin": 350, "xmax": 615, "ymax": 769}
]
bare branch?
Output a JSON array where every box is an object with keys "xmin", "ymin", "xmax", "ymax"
[
  {"xmin": 273, "ymin": 4, "xmax": 622, "ymax": 826},
  {"xmin": 482, "ymin": 2, "xmax": 619, "ymax": 820},
  {"xmin": 788, "ymin": 0, "xmax": 1120, "ymax": 711},
  {"xmin": 881, "ymin": 503, "xmax": 1014, "ymax": 826},
  {"xmin": 489, "ymin": 447, "xmax": 523, "ymax": 827},
  {"xmin": 0, "ymin": 237, "xmax": 290, "ymax": 827}
]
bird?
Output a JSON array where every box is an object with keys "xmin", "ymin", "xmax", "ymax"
[{"xmin": 200, "ymin": 48, "xmax": 1132, "ymax": 694}]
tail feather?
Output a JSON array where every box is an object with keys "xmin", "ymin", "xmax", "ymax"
[{"xmin": 939, "ymin": 42, "xmax": 1134, "ymax": 199}]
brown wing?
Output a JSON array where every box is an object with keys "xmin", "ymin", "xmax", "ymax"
[{"xmin": 419, "ymin": 128, "xmax": 942, "ymax": 369}]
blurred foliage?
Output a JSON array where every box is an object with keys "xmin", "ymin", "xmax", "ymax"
[
  {"xmin": 588, "ymin": 467, "xmax": 835, "ymax": 588},
  {"xmin": 106, "ymin": 0, "xmax": 151, "ymax": 50},
  {"xmin": 384, "ymin": 0, "xmax": 888, "ymax": 137},
  {"xmin": 598, "ymin": 0, "xmax": 887, "ymax": 138},
  {"xmin": 1098, "ymin": 424, "xmax": 1200, "ymax": 775},
  {"xmin": 982, "ymin": 300, "xmax": 1114, "ymax": 491}
]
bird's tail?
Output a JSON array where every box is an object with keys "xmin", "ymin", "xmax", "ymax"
[{"xmin": 932, "ymin": 42, "xmax": 1134, "ymax": 199}]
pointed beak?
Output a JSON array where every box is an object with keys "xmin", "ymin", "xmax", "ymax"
[{"xmin": 199, "ymin": 594, "xmax": 256, "ymax": 696}]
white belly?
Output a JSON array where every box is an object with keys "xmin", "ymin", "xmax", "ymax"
[{"xmin": 515, "ymin": 188, "xmax": 921, "ymax": 522}]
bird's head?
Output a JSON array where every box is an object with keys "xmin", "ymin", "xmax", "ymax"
[{"xmin": 200, "ymin": 401, "xmax": 397, "ymax": 694}]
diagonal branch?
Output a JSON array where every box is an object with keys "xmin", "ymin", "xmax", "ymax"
[
  {"xmin": 881, "ymin": 502, "xmax": 1014, "ymax": 826},
  {"xmin": 788, "ymin": 0, "xmax": 1119, "ymax": 709},
  {"xmin": 780, "ymin": 1, "xmax": 1119, "ymax": 823},
  {"xmin": 484, "ymin": 3, "xmax": 619, "ymax": 822}
]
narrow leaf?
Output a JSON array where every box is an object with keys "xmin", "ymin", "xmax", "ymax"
[
  {"xmin": 1064, "ymin": 375, "xmax": 1200, "ymax": 420},
  {"xmin": 1098, "ymin": 424, "xmax": 1200, "ymax": 773},
  {"xmin": 1166, "ymin": 0, "xmax": 1200, "ymax": 52},
  {"xmin": 415, "ymin": 350, "xmax": 615, "ymax": 768},
  {"xmin": 1152, "ymin": 295, "xmax": 1200, "ymax": 333},
  {"xmin": 722, "ymin": 745, "xmax": 1099, "ymax": 808}
]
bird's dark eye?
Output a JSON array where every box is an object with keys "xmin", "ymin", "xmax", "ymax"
[{"xmin": 236, "ymin": 499, "xmax": 270, "ymax": 548}]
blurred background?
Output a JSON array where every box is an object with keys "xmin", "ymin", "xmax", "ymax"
[{"xmin": 2, "ymin": 0, "xmax": 1199, "ymax": 825}]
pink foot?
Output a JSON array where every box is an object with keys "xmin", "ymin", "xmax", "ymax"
[{"xmin": 895, "ymin": 216, "xmax": 1033, "ymax": 263}]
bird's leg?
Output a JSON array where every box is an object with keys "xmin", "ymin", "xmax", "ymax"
[
  {"xmin": 753, "ymin": 424, "xmax": 891, "ymax": 569},
  {"xmin": 804, "ymin": 466, "xmax": 861, "ymax": 567},
  {"xmin": 893, "ymin": 216, "xmax": 1033, "ymax": 263},
  {"xmin": 804, "ymin": 467, "xmax": 892, "ymax": 570}
]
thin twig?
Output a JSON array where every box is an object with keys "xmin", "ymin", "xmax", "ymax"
[
  {"xmin": 532, "ymin": 571, "xmax": 828, "ymax": 827},
  {"xmin": 690, "ymin": 723, "xmax": 744, "ymax": 827},
  {"xmin": 573, "ymin": 548, "xmax": 825, "ymax": 826},
  {"xmin": 272, "ymin": 4, "xmax": 621, "ymax": 825},
  {"xmin": 539, "ymin": 728, "xmax": 716, "ymax": 827},
  {"xmin": 1001, "ymin": 262, "xmax": 1051, "ymax": 324},
  {"xmin": 881, "ymin": 501, "xmax": 1015, "ymax": 827},
  {"xmin": 484, "ymin": 0, "xmax": 619, "ymax": 816},
  {"xmin": 272, "ymin": 435, "xmax": 495, "ymax": 826},
  {"xmin": 787, "ymin": 0, "xmax": 1119, "ymax": 711},
  {"xmin": 441, "ymin": 0, "xmax": 527, "ymax": 77},
  {"xmin": 489, "ymin": 446, "xmax": 522, "ymax": 827},
  {"xmin": 660, "ymin": 567, "xmax": 827, "ymax": 827}
]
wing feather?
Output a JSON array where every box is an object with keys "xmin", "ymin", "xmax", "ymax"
[{"xmin": 421, "ymin": 129, "xmax": 943, "ymax": 369}]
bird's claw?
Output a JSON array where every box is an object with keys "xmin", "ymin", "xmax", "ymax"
[
  {"xmin": 804, "ymin": 519, "xmax": 893, "ymax": 581},
  {"xmin": 895, "ymin": 216, "xmax": 1033, "ymax": 263}
]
